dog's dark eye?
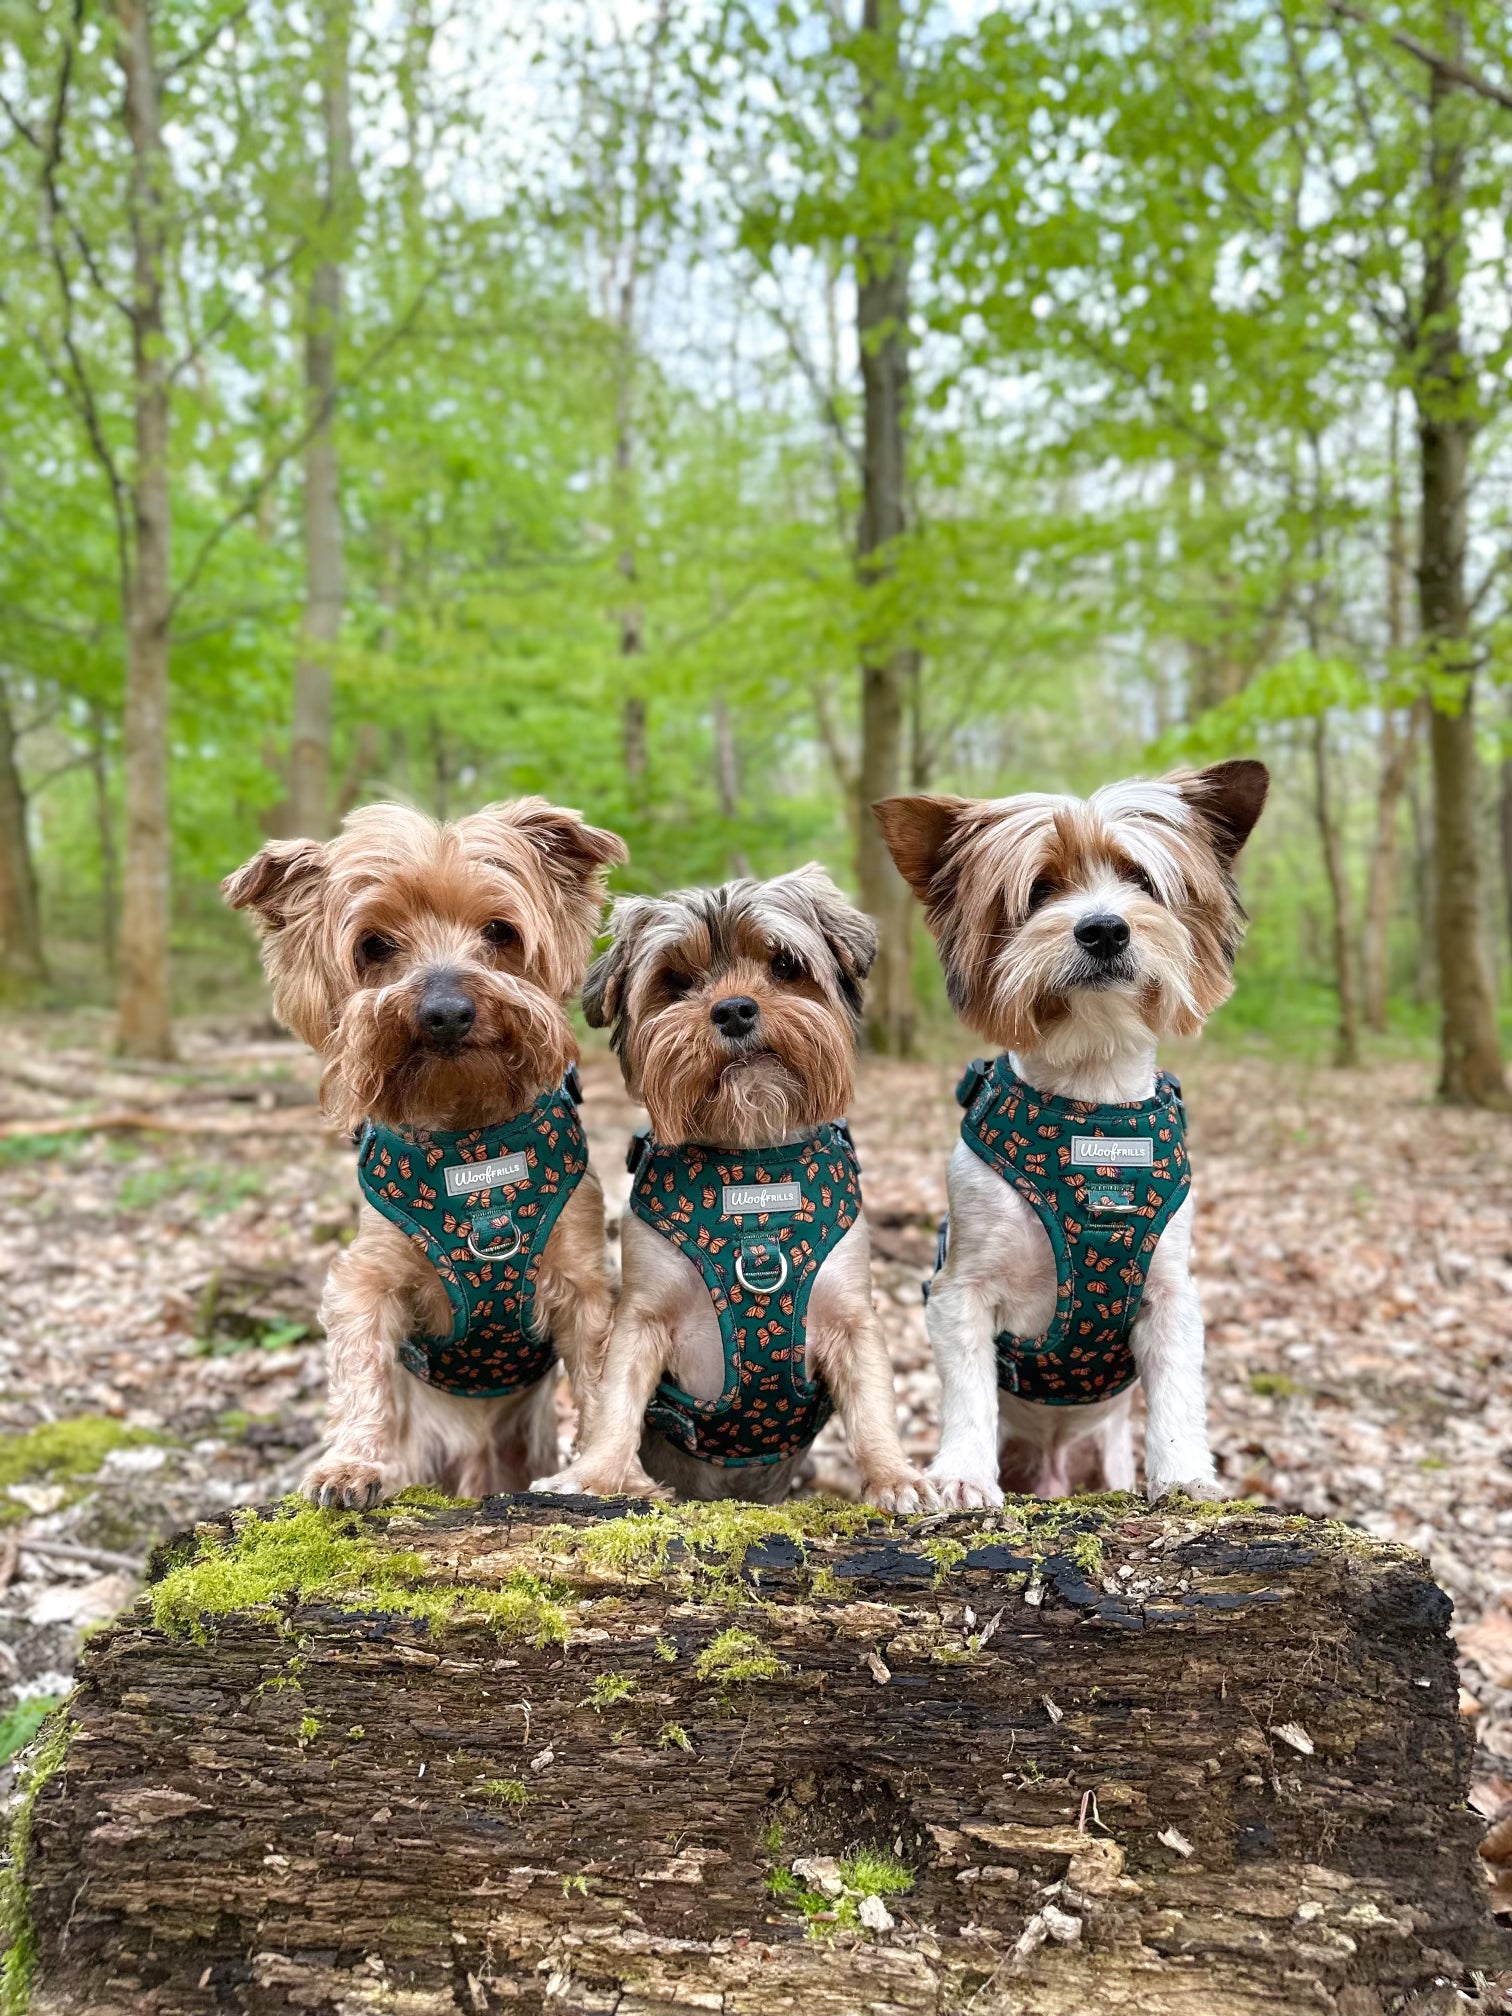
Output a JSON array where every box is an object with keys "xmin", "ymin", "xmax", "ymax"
[
  {"xmin": 358, "ymin": 933, "xmax": 398, "ymax": 966},
  {"xmin": 482, "ymin": 919, "xmax": 517, "ymax": 948},
  {"xmin": 1025, "ymin": 878, "xmax": 1057, "ymax": 914},
  {"xmin": 1128, "ymin": 865, "xmax": 1160, "ymax": 901},
  {"xmin": 770, "ymin": 949, "xmax": 803, "ymax": 983},
  {"xmin": 663, "ymin": 970, "xmax": 694, "ymax": 997}
]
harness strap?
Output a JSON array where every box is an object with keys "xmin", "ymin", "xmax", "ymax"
[
  {"xmin": 357, "ymin": 1073, "xmax": 588, "ymax": 1399},
  {"xmin": 943, "ymin": 1056, "xmax": 1190, "ymax": 1406},
  {"xmin": 630, "ymin": 1124, "xmax": 860, "ymax": 1467}
]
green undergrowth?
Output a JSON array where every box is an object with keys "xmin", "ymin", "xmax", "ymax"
[
  {"xmin": 0, "ymin": 1419, "xmax": 172, "ymax": 1527},
  {"xmin": 543, "ymin": 1498, "xmax": 880, "ymax": 1601},
  {"xmin": 0, "ymin": 1712, "xmax": 73, "ymax": 2014},
  {"xmin": 0, "ymin": 1705, "xmax": 58, "ymax": 1772},
  {"xmin": 149, "ymin": 1500, "xmax": 569, "ymax": 1645},
  {"xmin": 368, "ymin": 1486, "xmax": 475, "ymax": 1518}
]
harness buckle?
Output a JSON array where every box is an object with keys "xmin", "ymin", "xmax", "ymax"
[
  {"xmin": 954, "ymin": 1059, "xmax": 988, "ymax": 1110},
  {"xmin": 467, "ymin": 1213, "xmax": 523, "ymax": 1262},
  {"xmin": 562, "ymin": 1062, "xmax": 584, "ymax": 1108},
  {"xmin": 734, "ymin": 1244, "xmax": 789, "ymax": 1296},
  {"xmin": 626, "ymin": 1126, "xmax": 652, "ymax": 1176}
]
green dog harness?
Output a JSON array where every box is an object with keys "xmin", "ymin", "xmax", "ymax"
[
  {"xmin": 356, "ymin": 1068, "xmax": 587, "ymax": 1400},
  {"xmin": 938, "ymin": 1056, "xmax": 1190, "ymax": 1407},
  {"xmin": 627, "ymin": 1122, "xmax": 861, "ymax": 1467}
]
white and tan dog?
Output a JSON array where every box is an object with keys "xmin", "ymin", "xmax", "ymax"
[
  {"xmin": 876, "ymin": 760, "xmax": 1267, "ymax": 1508},
  {"xmin": 225, "ymin": 798, "xmax": 626, "ymax": 1507},
  {"xmin": 533, "ymin": 867, "xmax": 934, "ymax": 1511}
]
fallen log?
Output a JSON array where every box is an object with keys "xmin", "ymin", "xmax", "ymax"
[{"xmin": 8, "ymin": 1492, "xmax": 1506, "ymax": 2015}]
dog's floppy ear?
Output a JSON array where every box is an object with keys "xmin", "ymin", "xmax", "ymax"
[
  {"xmin": 222, "ymin": 838, "xmax": 327, "ymax": 931},
  {"xmin": 581, "ymin": 895, "xmax": 652, "ymax": 1035},
  {"xmin": 1173, "ymin": 760, "xmax": 1270, "ymax": 863},
  {"xmin": 872, "ymin": 794, "xmax": 972, "ymax": 904},
  {"xmin": 498, "ymin": 798, "xmax": 629, "ymax": 884}
]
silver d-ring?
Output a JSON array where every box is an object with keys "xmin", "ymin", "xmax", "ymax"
[
  {"xmin": 734, "ymin": 1247, "xmax": 788, "ymax": 1296},
  {"xmin": 467, "ymin": 1217, "xmax": 523, "ymax": 1262}
]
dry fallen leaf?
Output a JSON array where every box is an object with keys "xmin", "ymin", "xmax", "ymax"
[
  {"xmin": 1269, "ymin": 1722, "xmax": 1315, "ymax": 1756},
  {"xmin": 865, "ymin": 1649, "xmax": 891, "ymax": 1685},
  {"xmin": 1158, "ymin": 1826, "xmax": 1194, "ymax": 1858}
]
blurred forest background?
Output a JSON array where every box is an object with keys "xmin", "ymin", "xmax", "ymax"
[{"xmin": 3, "ymin": 0, "xmax": 1512, "ymax": 1101}]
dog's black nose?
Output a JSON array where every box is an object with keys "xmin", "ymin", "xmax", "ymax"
[
  {"xmin": 418, "ymin": 982, "xmax": 476, "ymax": 1046},
  {"xmin": 1073, "ymin": 913, "xmax": 1130, "ymax": 960},
  {"xmin": 710, "ymin": 994, "xmax": 760, "ymax": 1038}
]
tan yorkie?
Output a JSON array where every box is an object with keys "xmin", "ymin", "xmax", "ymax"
[
  {"xmin": 877, "ymin": 761, "xmax": 1267, "ymax": 1507},
  {"xmin": 532, "ymin": 866, "xmax": 935, "ymax": 1510},
  {"xmin": 224, "ymin": 799, "xmax": 627, "ymax": 1507}
]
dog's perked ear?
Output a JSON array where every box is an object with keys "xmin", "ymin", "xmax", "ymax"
[
  {"xmin": 221, "ymin": 838, "xmax": 328, "ymax": 932},
  {"xmin": 871, "ymin": 795, "xmax": 972, "ymax": 905},
  {"xmin": 1172, "ymin": 760, "xmax": 1269, "ymax": 863}
]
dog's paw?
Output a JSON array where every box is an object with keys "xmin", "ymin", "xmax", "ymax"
[
  {"xmin": 864, "ymin": 1470, "xmax": 939, "ymax": 1515},
  {"xmin": 530, "ymin": 1464, "xmax": 668, "ymax": 1501},
  {"xmin": 927, "ymin": 1465, "xmax": 1005, "ymax": 1512},
  {"xmin": 1148, "ymin": 1476, "xmax": 1226, "ymax": 1506},
  {"xmin": 302, "ymin": 1460, "xmax": 389, "ymax": 1511}
]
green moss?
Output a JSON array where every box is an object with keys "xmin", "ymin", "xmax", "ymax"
[
  {"xmin": 1248, "ymin": 1372, "xmax": 1307, "ymax": 1399},
  {"xmin": 368, "ymin": 1486, "xmax": 474, "ymax": 1517},
  {"xmin": 807, "ymin": 1565, "xmax": 843, "ymax": 1600},
  {"xmin": 931, "ymin": 1644, "xmax": 974, "ymax": 1666},
  {"xmin": 0, "ymin": 1419, "xmax": 171, "ymax": 1526},
  {"xmin": 475, "ymin": 1778, "xmax": 529, "ymax": 1809},
  {"xmin": 840, "ymin": 1848, "xmax": 913, "ymax": 1898},
  {"xmin": 296, "ymin": 1716, "xmax": 321, "ymax": 1748},
  {"xmin": 761, "ymin": 1820, "xmax": 785, "ymax": 1856},
  {"xmin": 583, "ymin": 1673, "xmax": 636, "ymax": 1711},
  {"xmin": 0, "ymin": 1712, "xmax": 73, "ymax": 2015},
  {"xmin": 658, "ymin": 1721, "xmax": 693, "ymax": 1752},
  {"xmin": 548, "ymin": 1498, "xmax": 878, "ymax": 1601},
  {"xmin": 561, "ymin": 1873, "xmax": 589, "ymax": 1898},
  {"xmin": 919, "ymin": 1536, "xmax": 967, "ymax": 1581},
  {"xmin": 149, "ymin": 1501, "xmax": 569, "ymax": 1647},
  {"xmin": 693, "ymin": 1628, "xmax": 788, "ymax": 1687},
  {"xmin": 654, "ymin": 1636, "xmax": 678, "ymax": 1662},
  {"xmin": 346, "ymin": 1726, "xmax": 365, "ymax": 1740}
]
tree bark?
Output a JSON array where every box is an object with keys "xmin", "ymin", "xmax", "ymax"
[
  {"xmin": 88, "ymin": 700, "xmax": 119, "ymax": 977},
  {"xmin": 1501, "ymin": 748, "xmax": 1512, "ymax": 968},
  {"xmin": 17, "ymin": 1495, "xmax": 1504, "ymax": 2014},
  {"xmin": 1362, "ymin": 399, "xmax": 1417, "ymax": 1035},
  {"xmin": 288, "ymin": 0, "xmax": 352, "ymax": 842},
  {"xmin": 1414, "ymin": 58, "xmax": 1505, "ymax": 1104},
  {"xmin": 115, "ymin": 0, "xmax": 175, "ymax": 1062},
  {"xmin": 0, "ymin": 675, "xmax": 46, "ymax": 992},
  {"xmin": 855, "ymin": 0, "xmax": 916, "ymax": 1057},
  {"xmin": 1309, "ymin": 713, "xmax": 1360, "ymax": 1067}
]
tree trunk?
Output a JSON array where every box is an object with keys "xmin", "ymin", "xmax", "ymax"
[
  {"xmin": 712, "ymin": 694, "xmax": 750, "ymax": 878},
  {"xmin": 1362, "ymin": 399, "xmax": 1416, "ymax": 1035},
  {"xmin": 854, "ymin": 0, "xmax": 916, "ymax": 1057},
  {"xmin": 1414, "ymin": 60, "xmax": 1505, "ymax": 1104},
  {"xmin": 115, "ymin": 0, "xmax": 174, "ymax": 1062},
  {"xmin": 287, "ymin": 0, "xmax": 352, "ymax": 842},
  {"xmin": 88, "ymin": 701, "xmax": 119, "ymax": 977},
  {"xmin": 0, "ymin": 676, "xmax": 46, "ymax": 992},
  {"xmin": 1501, "ymin": 748, "xmax": 1512, "ymax": 969},
  {"xmin": 1309, "ymin": 713, "xmax": 1360, "ymax": 1067},
  {"xmin": 16, "ymin": 1495, "xmax": 1503, "ymax": 2014}
]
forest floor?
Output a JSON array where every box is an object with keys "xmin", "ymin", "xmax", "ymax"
[{"xmin": 2, "ymin": 1012, "xmax": 1511, "ymax": 1908}]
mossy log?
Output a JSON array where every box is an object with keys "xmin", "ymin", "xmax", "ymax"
[{"xmin": 11, "ymin": 1492, "xmax": 1507, "ymax": 2015}]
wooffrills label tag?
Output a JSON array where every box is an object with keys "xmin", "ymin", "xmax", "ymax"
[
  {"xmin": 445, "ymin": 1152, "xmax": 530, "ymax": 1196},
  {"xmin": 722, "ymin": 1181, "xmax": 802, "ymax": 1217},
  {"xmin": 1070, "ymin": 1137, "xmax": 1153, "ymax": 1167}
]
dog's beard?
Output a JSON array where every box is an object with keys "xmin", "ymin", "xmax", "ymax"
[
  {"xmin": 633, "ymin": 996, "xmax": 854, "ymax": 1149},
  {"xmin": 976, "ymin": 903, "xmax": 1208, "ymax": 1057},
  {"xmin": 321, "ymin": 971, "xmax": 575, "ymax": 1132}
]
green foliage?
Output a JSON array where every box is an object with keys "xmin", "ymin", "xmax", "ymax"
[
  {"xmin": 692, "ymin": 1628, "xmax": 788, "ymax": 1687},
  {"xmin": 0, "ymin": 1712, "xmax": 73, "ymax": 2015},
  {"xmin": 0, "ymin": 1703, "xmax": 59, "ymax": 1771}
]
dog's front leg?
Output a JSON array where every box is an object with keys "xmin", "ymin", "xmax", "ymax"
[
  {"xmin": 531, "ymin": 1304, "xmax": 668, "ymax": 1499},
  {"xmin": 1131, "ymin": 1210, "xmax": 1220, "ymax": 1503},
  {"xmin": 812, "ymin": 1306, "xmax": 936, "ymax": 1513},
  {"xmin": 302, "ymin": 1256, "xmax": 412, "ymax": 1510},
  {"xmin": 534, "ymin": 1171, "xmax": 617, "ymax": 1451},
  {"xmin": 924, "ymin": 1270, "xmax": 1006, "ymax": 1510}
]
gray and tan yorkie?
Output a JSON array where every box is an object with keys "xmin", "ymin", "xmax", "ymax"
[
  {"xmin": 224, "ymin": 798, "xmax": 627, "ymax": 1507},
  {"xmin": 531, "ymin": 865, "xmax": 935, "ymax": 1511},
  {"xmin": 875, "ymin": 759, "xmax": 1268, "ymax": 1508}
]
